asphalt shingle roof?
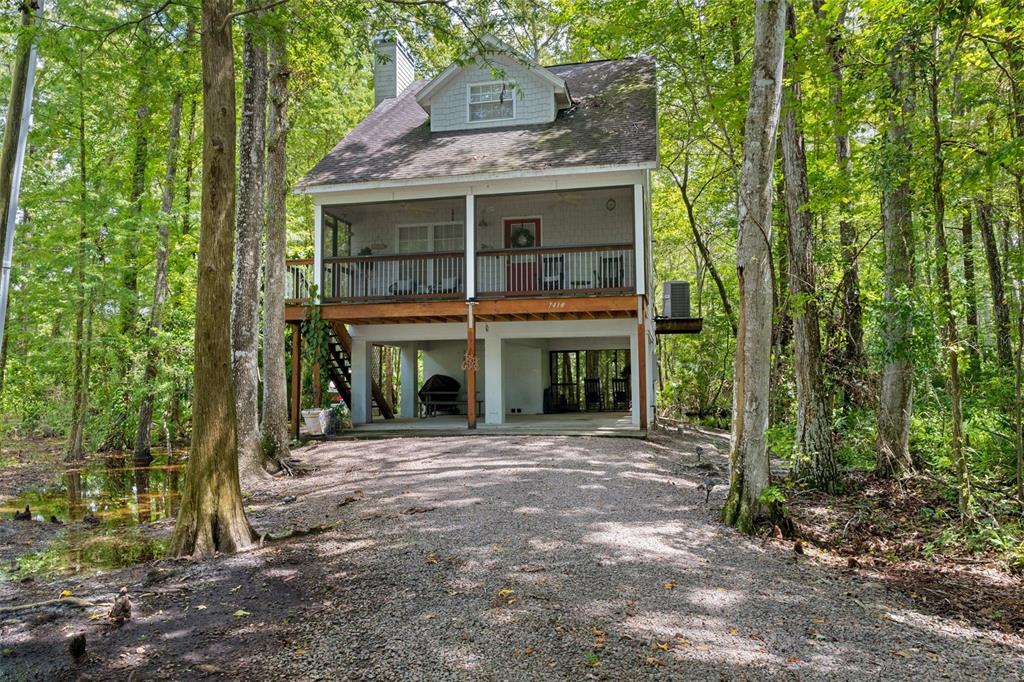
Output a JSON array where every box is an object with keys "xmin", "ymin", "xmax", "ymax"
[{"xmin": 297, "ymin": 57, "xmax": 658, "ymax": 189}]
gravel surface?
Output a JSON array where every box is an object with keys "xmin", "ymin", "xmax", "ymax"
[{"xmin": 3, "ymin": 428, "xmax": 1022, "ymax": 680}]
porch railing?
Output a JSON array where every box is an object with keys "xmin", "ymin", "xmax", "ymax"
[
  {"xmin": 286, "ymin": 258, "xmax": 313, "ymax": 302},
  {"xmin": 475, "ymin": 243, "xmax": 635, "ymax": 298},
  {"xmin": 321, "ymin": 252, "xmax": 466, "ymax": 302}
]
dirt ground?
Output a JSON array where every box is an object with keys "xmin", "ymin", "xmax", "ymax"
[{"xmin": 1, "ymin": 429, "xmax": 1023, "ymax": 681}]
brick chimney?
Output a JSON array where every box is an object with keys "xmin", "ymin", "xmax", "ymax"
[{"xmin": 373, "ymin": 31, "xmax": 415, "ymax": 106}]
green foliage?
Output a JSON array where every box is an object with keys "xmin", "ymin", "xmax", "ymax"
[{"xmin": 758, "ymin": 485, "xmax": 786, "ymax": 506}]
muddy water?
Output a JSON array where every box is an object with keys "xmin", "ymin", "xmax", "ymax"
[{"xmin": 1, "ymin": 452, "xmax": 186, "ymax": 579}]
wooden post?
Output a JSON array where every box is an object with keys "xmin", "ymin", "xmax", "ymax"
[
  {"xmin": 466, "ymin": 303, "xmax": 477, "ymax": 429},
  {"xmin": 290, "ymin": 322, "xmax": 302, "ymax": 439},
  {"xmin": 312, "ymin": 361, "xmax": 322, "ymax": 408},
  {"xmin": 637, "ymin": 297, "xmax": 648, "ymax": 431}
]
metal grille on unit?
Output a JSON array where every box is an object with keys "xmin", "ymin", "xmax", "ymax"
[{"xmin": 662, "ymin": 281, "xmax": 691, "ymax": 318}]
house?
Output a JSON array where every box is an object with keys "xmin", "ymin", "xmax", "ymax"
[{"xmin": 285, "ymin": 33, "xmax": 692, "ymax": 436}]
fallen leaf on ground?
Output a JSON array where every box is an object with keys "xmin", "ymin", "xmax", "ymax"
[
  {"xmin": 654, "ymin": 641, "xmax": 670, "ymax": 651},
  {"xmin": 663, "ymin": 581, "xmax": 677, "ymax": 590},
  {"xmin": 233, "ymin": 609, "xmax": 251, "ymax": 618}
]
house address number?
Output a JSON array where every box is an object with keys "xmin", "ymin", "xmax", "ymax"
[{"xmin": 547, "ymin": 301, "xmax": 567, "ymax": 309}]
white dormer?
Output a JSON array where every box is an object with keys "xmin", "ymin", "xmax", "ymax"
[{"xmin": 415, "ymin": 35, "xmax": 572, "ymax": 133}]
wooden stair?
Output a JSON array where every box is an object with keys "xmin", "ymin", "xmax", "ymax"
[{"xmin": 326, "ymin": 321, "xmax": 394, "ymax": 419}]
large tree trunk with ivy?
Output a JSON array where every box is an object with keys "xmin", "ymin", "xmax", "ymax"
[
  {"xmin": 780, "ymin": 4, "xmax": 837, "ymax": 493},
  {"xmin": 261, "ymin": 29, "xmax": 292, "ymax": 469},
  {"xmin": 133, "ymin": 91, "xmax": 184, "ymax": 462},
  {"xmin": 232, "ymin": 10, "xmax": 270, "ymax": 481},
  {"xmin": 721, "ymin": 0, "xmax": 789, "ymax": 534},
  {"xmin": 876, "ymin": 52, "xmax": 916, "ymax": 479},
  {"xmin": 171, "ymin": 0, "xmax": 255, "ymax": 557}
]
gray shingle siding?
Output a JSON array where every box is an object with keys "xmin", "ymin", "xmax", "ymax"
[
  {"xmin": 299, "ymin": 57, "xmax": 658, "ymax": 188},
  {"xmin": 430, "ymin": 56, "xmax": 556, "ymax": 132}
]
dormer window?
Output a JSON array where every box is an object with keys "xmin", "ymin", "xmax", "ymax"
[{"xmin": 468, "ymin": 81, "xmax": 515, "ymax": 122}]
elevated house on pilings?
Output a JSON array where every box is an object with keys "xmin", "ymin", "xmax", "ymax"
[{"xmin": 285, "ymin": 33, "xmax": 700, "ymax": 437}]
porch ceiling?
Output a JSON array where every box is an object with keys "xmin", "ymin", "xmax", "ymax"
[{"xmin": 284, "ymin": 295, "xmax": 640, "ymax": 325}]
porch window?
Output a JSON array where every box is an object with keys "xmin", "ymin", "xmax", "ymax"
[
  {"xmin": 397, "ymin": 222, "xmax": 464, "ymax": 253},
  {"xmin": 468, "ymin": 82, "xmax": 515, "ymax": 122}
]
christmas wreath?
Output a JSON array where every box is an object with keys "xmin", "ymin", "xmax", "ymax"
[{"xmin": 510, "ymin": 226, "xmax": 535, "ymax": 248}]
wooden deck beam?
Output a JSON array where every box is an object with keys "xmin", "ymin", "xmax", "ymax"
[{"xmin": 286, "ymin": 295, "xmax": 639, "ymax": 325}]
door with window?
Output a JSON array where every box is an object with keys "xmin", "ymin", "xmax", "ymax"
[{"xmin": 504, "ymin": 218, "xmax": 541, "ymax": 293}]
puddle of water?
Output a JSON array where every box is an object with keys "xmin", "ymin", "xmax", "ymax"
[{"xmin": 1, "ymin": 452, "xmax": 186, "ymax": 579}]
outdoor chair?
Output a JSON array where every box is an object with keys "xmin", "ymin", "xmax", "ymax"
[{"xmin": 584, "ymin": 378, "xmax": 604, "ymax": 411}]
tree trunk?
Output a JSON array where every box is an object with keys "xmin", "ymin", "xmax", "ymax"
[
  {"xmin": 813, "ymin": 0, "xmax": 864, "ymax": 392},
  {"xmin": 133, "ymin": 91, "xmax": 184, "ymax": 462},
  {"xmin": 721, "ymin": 0, "xmax": 789, "ymax": 534},
  {"xmin": 171, "ymin": 0, "xmax": 255, "ymax": 557},
  {"xmin": 232, "ymin": 11, "xmax": 269, "ymax": 481},
  {"xmin": 928, "ymin": 27, "xmax": 970, "ymax": 518},
  {"xmin": 876, "ymin": 51, "xmax": 916, "ymax": 478},
  {"xmin": 780, "ymin": 3, "xmax": 838, "ymax": 493},
  {"xmin": 182, "ymin": 97, "xmax": 199, "ymax": 235},
  {"xmin": 67, "ymin": 76, "xmax": 90, "ymax": 462},
  {"xmin": 121, "ymin": 17, "xmax": 151, "ymax": 337},
  {"xmin": 261, "ymin": 30, "xmax": 292, "ymax": 467},
  {"xmin": 961, "ymin": 212, "xmax": 980, "ymax": 375},
  {"xmin": 977, "ymin": 200, "xmax": 1012, "ymax": 368},
  {"xmin": 670, "ymin": 162, "xmax": 737, "ymax": 336}
]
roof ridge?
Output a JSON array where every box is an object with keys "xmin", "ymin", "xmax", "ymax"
[{"xmin": 544, "ymin": 56, "xmax": 642, "ymax": 69}]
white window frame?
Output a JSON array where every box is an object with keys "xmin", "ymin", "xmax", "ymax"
[
  {"xmin": 466, "ymin": 80, "xmax": 516, "ymax": 124},
  {"xmin": 395, "ymin": 221, "xmax": 465, "ymax": 254}
]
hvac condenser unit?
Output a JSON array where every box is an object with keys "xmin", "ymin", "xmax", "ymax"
[{"xmin": 662, "ymin": 281, "xmax": 691, "ymax": 318}]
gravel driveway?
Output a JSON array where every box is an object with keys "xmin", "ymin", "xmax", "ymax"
[
  {"xmin": 250, "ymin": 430, "xmax": 1022, "ymax": 680},
  {"xmin": 5, "ymin": 429, "xmax": 1021, "ymax": 681}
]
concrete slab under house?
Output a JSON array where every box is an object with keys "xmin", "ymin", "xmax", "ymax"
[{"xmin": 284, "ymin": 32, "xmax": 702, "ymax": 438}]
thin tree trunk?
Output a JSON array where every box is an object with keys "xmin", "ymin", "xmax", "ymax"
[
  {"xmin": 977, "ymin": 200, "xmax": 1012, "ymax": 368},
  {"xmin": 182, "ymin": 97, "xmax": 199, "ymax": 235},
  {"xmin": 171, "ymin": 0, "xmax": 255, "ymax": 557},
  {"xmin": 813, "ymin": 0, "xmax": 864, "ymax": 390},
  {"xmin": 928, "ymin": 26, "xmax": 970, "ymax": 518},
  {"xmin": 233, "ymin": 10, "xmax": 269, "ymax": 481},
  {"xmin": 669, "ymin": 162, "xmax": 737, "ymax": 335},
  {"xmin": 67, "ymin": 73, "xmax": 90, "ymax": 462},
  {"xmin": 722, "ymin": 0, "xmax": 789, "ymax": 534},
  {"xmin": 261, "ymin": 30, "xmax": 292, "ymax": 467},
  {"xmin": 121, "ymin": 18, "xmax": 151, "ymax": 337},
  {"xmin": 133, "ymin": 91, "xmax": 184, "ymax": 462},
  {"xmin": 780, "ymin": 3, "xmax": 837, "ymax": 493},
  {"xmin": 961, "ymin": 212, "xmax": 980, "ymax": 375},
  {"xmin": 876, "ymin": 49, "xmax": 916, "ymax": 478}
]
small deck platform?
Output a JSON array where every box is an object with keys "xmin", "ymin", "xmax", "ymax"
[{"xmin": 329, "ymin": 412, "xmax": 643, "ymax": 439}]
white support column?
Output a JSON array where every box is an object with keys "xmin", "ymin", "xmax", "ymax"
[
  {"xmin": 484, "ymin": 336, "xmax": 504, "ymax": 425},
  {"xmin": 350, "ymin": 335, "xmax": 372, "ymax": 424},
  {"xmin": 399, "ymin": 344, "xmax": 418, "ymax": 419},
  {"xmin": 465, "ymin": 189, "xmax": 475, "ymax": 299},
  {"xmin": 633, "ymin": 183, "xmax": 645, "ymax": 296},
  {"xmin": 629, "ymin": 329, "xmax": 641, "ymax": 427},
  {"xmin": 313, "ymin": 202, "xmax": 323, "ymax": 296}
]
